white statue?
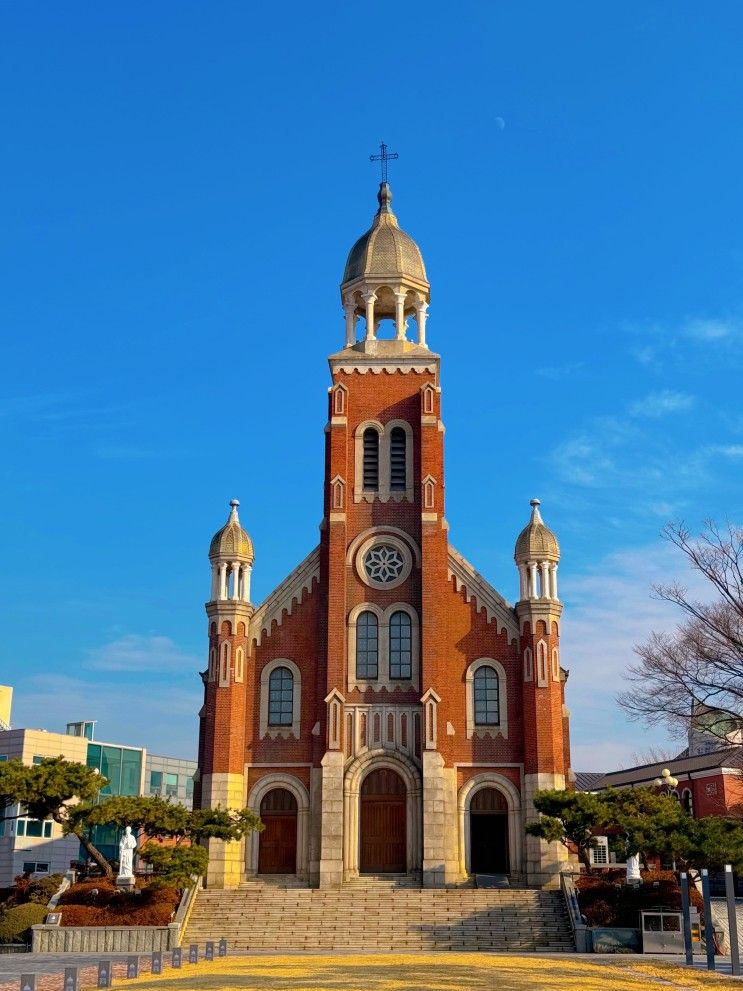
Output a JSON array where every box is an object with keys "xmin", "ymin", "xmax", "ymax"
[
  {"xmin": 118, "ymin": 826, "xmax": 137, "ymax": 879},
  {"xmin": 626, "ymin": 853, "xmax": 641, "ymax": 884}
]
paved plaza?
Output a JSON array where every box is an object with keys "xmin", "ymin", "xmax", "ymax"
[{"xmin": 2, "ymin": 953, "xmax": 742, "ymax": 991}]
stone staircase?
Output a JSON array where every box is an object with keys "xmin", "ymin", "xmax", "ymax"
[{"xmin": 185, "ymin": 877, "xmax": 575, "ymax": 952}]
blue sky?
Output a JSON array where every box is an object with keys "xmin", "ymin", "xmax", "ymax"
[{"xmin": 1, "ymin": 3, "xmax": 741, "ymax": 768}]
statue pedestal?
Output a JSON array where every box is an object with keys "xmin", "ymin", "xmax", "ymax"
[{"xmin": 115, "ymin": 875, "xmax": 136, "ymax": 891}]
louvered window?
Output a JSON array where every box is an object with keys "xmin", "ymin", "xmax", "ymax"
[
  {"xmin": 356, "ymin": 611, "xmax": 379, "ymax": 679},
  {"xmin": 474, "ymin": 665, "xmax": 500, "ymax": 725},
  {"xmin": 390, "ymin": 427, "xmax": 406, "ymax": 490},
  {"xmin": 363, "ymin": 428, "xmax": 379, "ymax": 490},
  {"xmin": 389, "ymin": 610, "xmax": 412, "ymax": 679}
]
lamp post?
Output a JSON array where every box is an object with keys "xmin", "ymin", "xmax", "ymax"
[
  {"xmin": 653, "ymin": 767, "xmax": 679, "ymax": 793},
  {"xmin": 653, "ymin": 768, "xmax": 680, "ymax": 871}
]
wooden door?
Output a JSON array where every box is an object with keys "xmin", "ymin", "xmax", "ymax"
[
  {"xmin": 360, "ymin": 768, "xmax": 406, "ymax": 873},
  {"xmin": 258, "ymin": 788, "xmax": 298, "ymax": 874}
]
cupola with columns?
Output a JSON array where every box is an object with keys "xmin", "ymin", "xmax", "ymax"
[
  {"xmin": 514, "ymin": 498, "xmax": 560, "ymax": 603},
  {"xmin": 208, "ymin": 499, "xmax": 254, "ymax": 604},
  {"xmin": 340, "ymin": 182, "xmax": 431, "ymax": 348}
]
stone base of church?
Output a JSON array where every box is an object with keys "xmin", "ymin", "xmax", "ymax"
[
  {"xmin": 421, "ymin": 750, "xmax": 461, "ymax": 887},
  {"xmin": 202, "ymin": 760, "xmax": 570, "ymax": 891},
  {"xmin": 318, "ymin": 750, "xmax": 345, "ymax": 889},
  {"xmin": 201, "ymin": 771, "xmax": 246, "ymax": 888},
  {"xmin": 523, "ymin": 772, "xmax": 568, "ymax": 888}
]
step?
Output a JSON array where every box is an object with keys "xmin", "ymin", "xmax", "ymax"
[{"xmin": 185, "ymin": 885, "xmax": 574, "ymax": 953}]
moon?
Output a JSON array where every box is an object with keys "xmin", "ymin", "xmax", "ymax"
[{"xmin": 495, "ymin": 116, "xmax": 505, "ymax": 130}]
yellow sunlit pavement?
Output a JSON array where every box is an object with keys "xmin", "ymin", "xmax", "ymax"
[{"xmin": 119, "ymin": 953, "xmax": 741, "ymax": 991}]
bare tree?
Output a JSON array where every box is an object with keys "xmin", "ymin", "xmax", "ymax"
[{"xmin": 618, "ymin": 521, "xmax": 743, "ymax": 742}]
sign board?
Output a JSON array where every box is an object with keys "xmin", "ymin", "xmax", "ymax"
[
  {"xmin": 171, "ymin": 948, "xmax": 182, "ymax": 969},
  {"xmin": 151, "ymin": 952, "xmax": 162, "ymax": 976},
  {"xmin": 97, "ymin": 961, "xmax": 112, "ymax": 988},
  {"xmin": 19, "ymin": 976, "xmax": 35, "ymax": 991},
  {"xmin": 218, "ymin": 938, "xmax": 227, "ymax": 957},
  {"xmin": 64, "ymin": 967, "xmax": 79, "ymax": 991},
  {"xmin": 205, "ymin": 941, "xmax": 214, "ymax": 961},
  {"xmin": 188, "ymin": 944, "xmax": 198, "ymax": 964},
  {"xmin": 126, "ymin": 957, "xmax": 139, "ymax": 979}
]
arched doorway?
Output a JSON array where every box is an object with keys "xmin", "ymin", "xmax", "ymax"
[
  {"xmin": 360, "ymin": 768, "xmax": 406, "ymax": 873},
  {"xmin": 470, "ymin": 787, "xmax": 509, "ymax": 874},
  {"xmin": 258, "ymin": 788, "xmax": 298, "ymax": 874}
]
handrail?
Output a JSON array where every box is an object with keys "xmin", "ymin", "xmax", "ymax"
[{"xmin": 561, "ymin": 870, "xmax": 590, "ymax": 952}]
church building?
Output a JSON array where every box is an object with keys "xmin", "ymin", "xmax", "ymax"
[{"xmin": 195, "ymin": 178, "xmax": 572, "ymax": 889}]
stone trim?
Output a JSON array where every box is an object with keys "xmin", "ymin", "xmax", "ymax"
[
  {"xmin": 250, "ymin": 547, "xmax": 320, "ymax": 647},
  {"xmin": 330, "ymin": 362, "xmax": 437, "ymax": 376},
  {"xmin": 458, "ymin": 772, "xmax": 523, "ymax": 877},
  {"xmin": 246, "ymin": 772, "xmax": 310, "ymax": 880},
  {"xmin": 448, "ymin": 546, "xmax": 519, "ymax": 639},
  {"xmin": 342, "ymin": 749, "xmax": 422, "ymax": 879},
  {"xmin": 353, "ymin": 418, "xmax": 414, "ymax": 503},
  {"xmin": 355, "ymin": 534, "xmax": 413, "ymax": 591},
  {"xmin": 465, "ymin": 658, "xmax": 509, "ymax": 740},
  {"xmin": 346, "ymin": 526, "xmax": 421, "ymax": 568},
  {"xmin": 259, "ymin": 658, "xmax": 302, "ymax": 739},
  {"xmin": 347, "ymin": 601, "xmax": 419, "ymax": 692}
]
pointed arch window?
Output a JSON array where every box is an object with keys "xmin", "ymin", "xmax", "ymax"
[
  {"xmin": 389, "ymin": 427, "xmax": 406, "ymax": 490},
  {"xmin": 473, "ymin": 665, "xmax": 500, "ymax": 726},
  {"xmin": 268, "ymin": 666, "xmax": 294, "ymax": 726},
  {"xmin": 389, "ymin": 610, "xmax": 412, "ymax": 679},
  {"xmin": 363, "ymin": 428, "xmax": 379, "ymax": 490},
  {"xmin": 356, "ymin": 611, "xmax": 379, "ymax": 679}
]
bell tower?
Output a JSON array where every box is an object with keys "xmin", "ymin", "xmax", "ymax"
[
  {"xmin": 200, "ymin": 499, "xmax": 254, "ymax": 887},
  {"xmin": 317, "ymin": 175, "xmax": 452, "ymax": 887},
  {"xmin": 514, "ymin": 499, "xmax": 569, "ymax": 885}
]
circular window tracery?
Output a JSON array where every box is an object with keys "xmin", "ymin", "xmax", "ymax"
[
  {"xmin": 356, "ymin": 535, "xmax": 413, "ymax": 590},
  {"xmin": 363, "ymin": 545, "xmax": 405, "ymax": 584}
]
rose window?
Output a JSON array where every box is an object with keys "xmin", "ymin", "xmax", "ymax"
[{"xmin": 363, "ymin": 545, "xmax": 405, "ymax": 585}]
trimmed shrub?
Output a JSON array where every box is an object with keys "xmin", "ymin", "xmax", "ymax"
[
  {"xmin": 0, "ymin": 903, "xmax": 48, "ymax": 943},
  {"xmin": 57, "ymin": 880, "xmax": 179, "ymax": 927},
  {"xmin": 23, "ymin": 874, "xmax": 64, "ymax": 905},
  {"xmin": 576, "ymin": 868, "xmax": 704, "ymax": 928}
]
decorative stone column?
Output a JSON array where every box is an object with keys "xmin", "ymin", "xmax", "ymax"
[
  {"xmin": 394, "ymin": 290, "xmax": 407, "ymax": 341},
  {"xmin": 540, "ymin": 561, "xmax": 551, "ymax": 599},
  {"xmin": 241, "ymin": 564, "xmax": 252, "ymax": 603},
  {"xmin": 415, "ymin": 300, "xmax": 429, "ymax": 347},
  {"xmin": 343, "ymin": 300, "xmax": 357, "ymax": 347},
  {"xmin": 362, "ymin": 291, "xmax": 377, "ymax": 341}
]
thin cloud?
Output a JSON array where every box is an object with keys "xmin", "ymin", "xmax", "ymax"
[
  {"xmin": 12, "ymin": 673, "xmax": 200, "ymax": 758},
  {"xmin": 684, "ymin": 318, "xmax": 741, "ymax": 342},
  {"xmin": 628, "ymin": 315, "xmax": 742, "ymax": 366},
  {"xmin": 562, "ymin": 541, "xmax": 710, "ymax": 770},
  {"xmin": 86, "ymin": 634, "xmax": 201, "ymax": 672},
  {"xmin": 536, "ymin": 361, "xmax": 585, "ymax": 381},
  {"xmin": 708, "ymin": 444, "xmax": 743, "ymax": 459},
  {"xmin": 630, "ymin": 390, "xmax": 695, "ymax": 418}
]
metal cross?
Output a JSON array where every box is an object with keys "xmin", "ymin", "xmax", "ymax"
[{"xmin": 369, "ymin": 142, "xmax": 399, "ymax": 183}]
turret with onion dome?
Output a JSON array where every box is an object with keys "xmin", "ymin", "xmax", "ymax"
[
  {"xmin": 514, "ymin": 498, "xmax": 560, "ymax": 602},
  {"xmin": 208, "ymin": 499, "xmax": 254, "ymax": 603},
  {"xmin": 340, "ymin": 179, "xmax": 431, "ymax": 349}
]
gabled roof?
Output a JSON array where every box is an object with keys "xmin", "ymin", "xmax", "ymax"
[
  {"xmin": 577, "ymin": 745, "xmax": 743, "ymax": 790},
  {"xmin": 574, "ymin": 772, "xmax": 605, "ymax": 792}
]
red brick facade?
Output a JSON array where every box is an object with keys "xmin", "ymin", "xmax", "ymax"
[{"xmin": 196, "ymin": 183, "xmax": 572, "ymax": 888}]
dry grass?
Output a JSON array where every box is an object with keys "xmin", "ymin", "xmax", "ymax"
[{"xmin": 114, "ymin": 953, "xmax": 741, "ymax": 991}]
